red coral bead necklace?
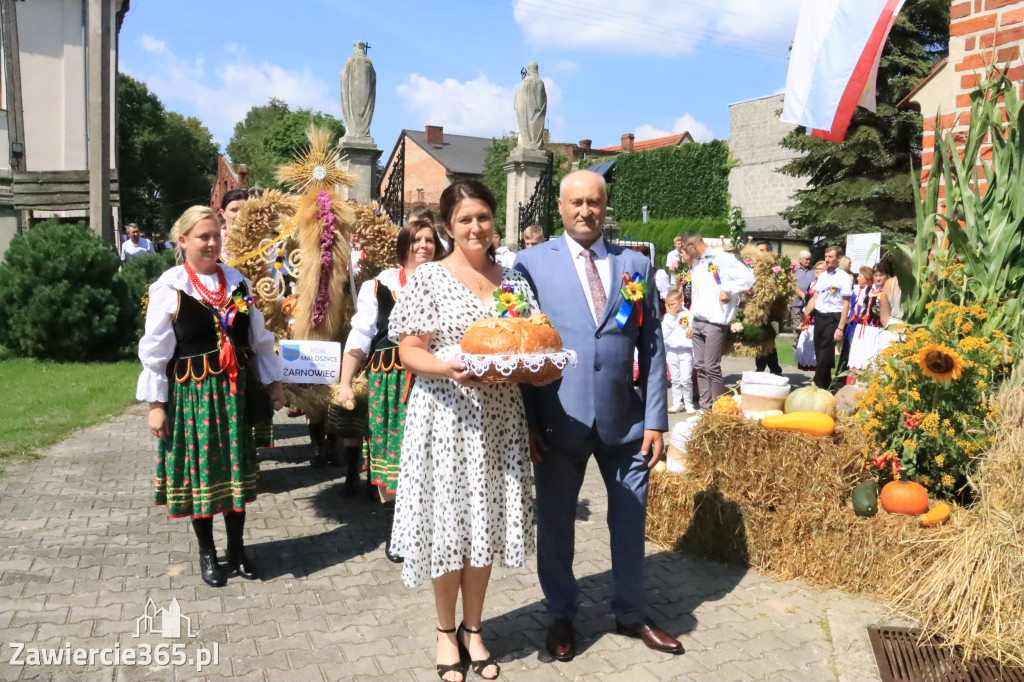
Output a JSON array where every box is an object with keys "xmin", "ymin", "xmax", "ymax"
[{"xmin": 184, "ymin": 261, "xmax": 228, "ymax": 307}]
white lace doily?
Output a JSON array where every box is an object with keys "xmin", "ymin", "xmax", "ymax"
[{"xmin": 452, "ymin": 350, "xmax": 578, "ymax": 378}]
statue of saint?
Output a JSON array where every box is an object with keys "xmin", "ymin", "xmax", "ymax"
[
  {"xmin": 514, "ymin": 62, "xmax": 546, "ymax": 150},
  {"xmin": 340, "ymin": 41, "xmax": 376, "ymax": 140}
]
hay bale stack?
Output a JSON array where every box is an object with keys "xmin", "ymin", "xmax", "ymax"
[
  {"xmin": 647, "ymin": 413, "xmax": 937, "ymax": 596},
  {"xmin": 889, "ymin": 379, "xmax": 1024, "ymax": 666}
]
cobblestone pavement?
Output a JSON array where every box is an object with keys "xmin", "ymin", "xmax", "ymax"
[{"xmin": 0, "ymin": 357, "xmax": 893, "ymax": 681}]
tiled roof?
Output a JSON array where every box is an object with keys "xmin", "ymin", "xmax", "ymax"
[
  {"xmin": 404, "ymin": 129, "xmax": 494, "ymax": 176},
  {"xmin": 599, "ymin": 132, "xmax": 693, "ymax": 153}
]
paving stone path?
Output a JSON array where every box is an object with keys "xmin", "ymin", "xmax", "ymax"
[{"xmin": 0, "ymin": 357, "xmax": 894, "ymax": 681}]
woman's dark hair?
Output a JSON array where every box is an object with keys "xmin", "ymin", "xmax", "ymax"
[
  {"xmin": 438, "ymin": 180, "xmax": 497, "ymax": 263},
  {"xmin": 221, "ymin": 189, "xmax": 248, "ymax": 211},
  {"xmin": 396, "ymin": 221, "xmax": 442, "ymax": 267},
  {"xmin": 874, "ymin": 259, "xmax": 893, "ymax": 277}
]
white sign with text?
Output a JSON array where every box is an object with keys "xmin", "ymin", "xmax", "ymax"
[
  {"xmin": 845, "ymin": 232, "xmax": 882, "ymax": 272},
  {"xmin": 278, "ymin": 340, "xmax": 341, "ymax": 385}
]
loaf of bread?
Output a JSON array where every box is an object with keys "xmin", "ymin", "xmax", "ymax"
[{"xmin": 461, "ymin": 313, "xmax": 562, "ymax": 355}]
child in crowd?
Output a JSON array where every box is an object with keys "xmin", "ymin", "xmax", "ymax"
[{"xmin": 661, "ymin": 290, "xmax": 695, "ymax": 414}]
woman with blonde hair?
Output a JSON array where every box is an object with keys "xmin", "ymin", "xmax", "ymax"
[{"xmin": 137, "ymin": 206, "xmax": 286, "ymax": 587}]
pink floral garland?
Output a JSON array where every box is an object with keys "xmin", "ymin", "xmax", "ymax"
[{"xmin": 311, "ymin": 190, "xmax": 337, "ymax": 328}]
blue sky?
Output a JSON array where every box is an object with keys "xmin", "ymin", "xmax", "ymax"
[{"xmin": 119, "ymin": 0, "xmax": 802, "ymax": 157}]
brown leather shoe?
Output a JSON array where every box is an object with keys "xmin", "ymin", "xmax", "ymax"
[
  {"xmin": 545, "ymin": 618, "xmax": 576, "ymax": 662},
  {"xmin": 615, "ymin": 619, "xmax": 684, "ymax": 654}
]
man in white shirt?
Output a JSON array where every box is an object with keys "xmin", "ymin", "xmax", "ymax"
[
  {"xmin": 805, "ymin": 245, "xmax": 853, "ymax": 390},
  {"xmin": 120, "ymin": 223, "xmax": 154, "ymax": 262},
  {"xmin": 681, "ymin": 232, "xmax": 755, "ymax": 410},
  {"xmin": 663, "ymin": 235, "xmax": 688, "ymax": 272},
  {"xmin": 492, "ymin": 232, "xmax": 517, "ymax": 268}
]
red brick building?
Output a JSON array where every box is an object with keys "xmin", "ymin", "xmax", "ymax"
[
  {"xmin": 209, "ymin": 156, "xmax": 248, "ymax": 210},
  {"xmin": 598, "ymin": 131, "xmax": 694, "ymax": 154},
  {"xmin": 902, "ymin": 0, "xmax": 1024, "ymax": 190}
]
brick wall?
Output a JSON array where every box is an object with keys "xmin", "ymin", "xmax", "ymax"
[
  {"xmin": 380, "ymin": 136, "xmax": 449, "ymax": 215},
  {"xmin": 920, "ymin": 0, "xmax": 1024, "ymax": 190},
  {"xmin": 210, "ymin": 156, "xmax": 247, "ymax": 210},
  {"xmin": 727, "ymin": 94, "xmax": 808, "ymax": 221}
]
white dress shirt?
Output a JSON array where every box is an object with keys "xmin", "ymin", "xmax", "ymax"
[
  {"xmin": 661, "ymin": 309, "xmax": 693, "ymax": 352},
  {"xmin": 495, "ymin": 245, "xmax": 517, "ymax": 269},
  {"xmin": 564, "ymin": 234, "xmax": 611, "ymax": 325},
  {"xmin": 813, "ymin": 268, "xmax": 854, "ymax": 313},
  {"xmin": 122, "ymin": 237, "xmax": 154, "ymax": 262},
  {"xmin": 136, "ymin": 265, "xmax": 283, "ymax": 403},
  {"xmin": 654, "ymin": 269, "xmax": 671, "ymax": 299},
  {"xmin": 689, "ymin": 247, "xmax": 755, "ymax": 325},
  {"xmin": 344, "ymin": 267, "xmax": 401, "ymax": 354}
]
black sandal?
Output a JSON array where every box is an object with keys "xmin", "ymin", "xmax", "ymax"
[
  {"xmin": 457, "ymin": 622, "xmax": 500, "ymax": 679},
  {"xmin": 436, "ymin": 626, "xmax": 468, "ymax": 682}
]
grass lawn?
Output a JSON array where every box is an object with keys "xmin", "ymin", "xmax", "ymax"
[
  {"xmin": 0, "ymin": 348, "xmax": 139, "ymax": 471},
  {"xmin": 776, "ymin": 335, "xmax": 797, "ymax": 368}
]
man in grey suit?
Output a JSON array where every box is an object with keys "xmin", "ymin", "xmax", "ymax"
[{"xmin": 515, "ymin": 170, "xmax": 683, "ymax": 662}]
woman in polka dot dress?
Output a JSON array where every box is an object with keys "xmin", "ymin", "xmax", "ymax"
[{"xmin": 389, "ymin": 181, "xmax": 536, "ymax": 681}]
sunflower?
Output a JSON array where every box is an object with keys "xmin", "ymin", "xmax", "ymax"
[
  {"xmin": 623, "ymin": 281, "xmax": 645, "ymax": 301},
  {"xmin": 915, "ymin": 344, "xmax": 965, "ymax": 382}
]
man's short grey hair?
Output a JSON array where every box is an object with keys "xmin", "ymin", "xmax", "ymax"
[
  {"xmin": 559, "ymin": 169, "xmax": 607, "ymax": 198},
  {"xmin": 799, "ymin": 249, "xmax": 812, "ymax": 259},
  {"xmin": 680, "ymin": 230, "xmax": 703, "ymax": 246}
]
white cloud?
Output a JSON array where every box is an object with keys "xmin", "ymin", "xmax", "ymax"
[
  {"xmin": 125, "ymin": 37, "xmax": 336, "ymax": 148},
  {"xmin": 396, "ymin": 74, "xmax": 515, "ymax": 137},
  {"xmin": 395, "ymin": 73, "xmax": 564, "ymax": 139},
  {"xmin": 139, "ymin": 34, "xmax": 167, "ymax": 54},
  {"xmin": 512, "ymin": 0, "xmax": 802, "ymax": 57},
  {"xmin": 636, "ymin": 114, "xmax": 714, "ymax": 142}
]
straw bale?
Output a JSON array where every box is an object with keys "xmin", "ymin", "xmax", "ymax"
[
  {"xmin": 647, "ymin": 413, "xmax": 941, "ymax": 597},
  {"xmin": 889, "ymin": 378, "xmax": 1024, "ymax": 666}
]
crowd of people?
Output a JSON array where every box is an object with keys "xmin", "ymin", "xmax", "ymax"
[{"xmin": 137, "ymin": 167, "xmax": 907, "ymax": 681}]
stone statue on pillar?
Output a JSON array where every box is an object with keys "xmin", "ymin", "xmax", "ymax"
[
  {"xmin": 338, "ymin": 41, "xmax": 381, "ymax": 203},
  {"xmin": 340, "ymin": 41, "xmax": 376, "ymax": 142},
  {"xmin": 514, "ymin": 62, "xmax": 546, "ymax": 150}
]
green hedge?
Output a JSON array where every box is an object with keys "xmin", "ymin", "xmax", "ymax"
[
  {"xmin": 608, "ymin": 140, "xmax": 730, "ymax": 222},
  {"xmin": 616, "ymin": 217, "xmax": 730, "ymax": 267}
]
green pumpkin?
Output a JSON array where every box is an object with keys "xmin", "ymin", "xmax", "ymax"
[
  {"xmin": 784, "ymin": 385, "xmax": 837, "ymax": 417},
  {"xmin": 852, "ymin": 481, "xmax": 880, "ymax": 517}
]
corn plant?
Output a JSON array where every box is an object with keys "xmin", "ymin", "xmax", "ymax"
[{"xmin": 898, "ymin": 69, "xmax": 1024, "ymax": 347}]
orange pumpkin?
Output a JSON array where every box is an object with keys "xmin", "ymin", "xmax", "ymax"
[{"xmin": 879, "ymin": 480, "xmax": 929, "ymax": 515}]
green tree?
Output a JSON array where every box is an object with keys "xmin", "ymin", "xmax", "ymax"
[
  {"xmin": 779, "ymin": 0, "xmax": 951, "ymax": 246},
  {"xmin": 117, "ymin": 74, "xmax": 218, "ymax": 234},
  {"xmin": 226, "ymin": 100, "xmax": 345, "ymax": 189},
  {"xmin": 480, "ymin": 135, "xmax": 517, "ymax": 230}
]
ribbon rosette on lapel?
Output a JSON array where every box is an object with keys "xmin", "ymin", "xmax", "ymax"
[
  {"xmin": 827, "ymin": 285, "xmax": 840, "ymax": 295},
  {"xmin": 494, "ymin": 283, "xmax": 528, "ymax": 318},
  {"xmin": 679, "ymin": 315, "xmax": 690, "ymax": 329},
  {"xmin": 219, "ymin": 292, "xmax": 254, "ymax": 331},
  {"xmin": 708, "ymin": 263, "xmax": 721, "ymax": 285},
  {"xmin": 615, "ymin": 272, "xmax": 648, "ymax": 329}
]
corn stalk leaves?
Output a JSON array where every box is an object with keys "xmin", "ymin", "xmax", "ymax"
[{"xmin": 903, "ymin": 70, "xmax": 1024, "ymax": 346}]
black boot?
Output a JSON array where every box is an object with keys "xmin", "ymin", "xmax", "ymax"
[
  {"xmin": 383, "ymin": 502, "xmax": 403, "ymax": 563},
  {"xmin": 325, "ymin": 435, "xmax": 342, "ymax": 466},
  {"xmin": 308, "ymin": 421, "xmax": 328, "ymax": 467},
  {"xmin": 198, "ymin": 550, "xmax": 226, "ymax": 587},
  {"xmin": 224, "ymin": 511, "xmax": 259, "ymax": 580},
  {"xmin": 192, "ymin": 517, "xmax": 225, "ymax": 587},
  {"xmin": 342, "ymin": 445, "xmax": 362, "ymax": 497}
]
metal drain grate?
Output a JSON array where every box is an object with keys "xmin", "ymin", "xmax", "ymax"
[{"xmin": 868, "ymin": 626, "xmax": 1024, "ymax": 682}]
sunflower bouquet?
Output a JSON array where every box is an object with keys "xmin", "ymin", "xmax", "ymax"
[{"xmin": 855, "ymin": 303, "xmax": 1009, "ymax": 499}]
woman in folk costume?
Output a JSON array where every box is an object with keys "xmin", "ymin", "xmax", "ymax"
[
  {"xmin": 338, "ymin": 211, "xmax": 440, "ymax": 561},
  {"xmin": 837, "ymin": 266, "xmax": 872, "ymax": 379},
  {"xmin": 848, "ymin": 263, "xmax": 888, "ymax": 372},
  {"xmin": 138, "ymin": 206, "xmax": 285, "ymax": 587},
  {"xmin": 794, "ymin": 261, "xmax": 826, "ymax": 371}
]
